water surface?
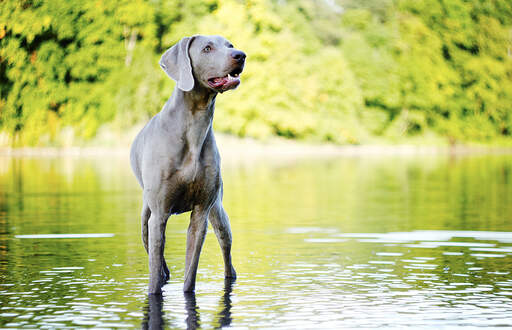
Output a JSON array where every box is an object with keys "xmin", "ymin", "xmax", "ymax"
[{"xmin": 0, "ymin": 152, "xmax": 511, "ymax": 328}]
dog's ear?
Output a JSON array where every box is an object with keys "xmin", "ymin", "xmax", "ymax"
[{"xmin": 159, "ymin": 36, "xmax": 195, "ymax": 92}]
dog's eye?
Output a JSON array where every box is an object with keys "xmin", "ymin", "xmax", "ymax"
[
  {"xmin": 228, "ymin": 44, "xmax": 234, "ymax": 48},
  {"xmin": 203, "ymin": 45, "xmax": 211, "ymax": 53}
]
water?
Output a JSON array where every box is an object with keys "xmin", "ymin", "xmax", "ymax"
[{"xmin": 0, "ymin": 152, "xmax": 511, "ymax": 328}]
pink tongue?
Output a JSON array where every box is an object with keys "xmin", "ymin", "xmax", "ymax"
[{"xmin": 212, "ymin": 76, "xmax": 228, "ymax": 86}]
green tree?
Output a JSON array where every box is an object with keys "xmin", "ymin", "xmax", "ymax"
[{"xmin": 0, "ymin": 0, "xmax": 511, "ymax": 146}]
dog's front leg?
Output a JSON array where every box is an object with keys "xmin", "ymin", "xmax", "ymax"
[
  {"xmin": 183, "ymin": 206, "xmax": 209, "ymax": 292},
  {"xmin": 148, "ymin": 211, "xmax": 168, "ymax": 295}
]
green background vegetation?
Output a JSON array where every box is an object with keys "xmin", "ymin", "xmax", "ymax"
[{"xmin": 1, "ymin": 0, "xmax": 511, "ymax": 146}]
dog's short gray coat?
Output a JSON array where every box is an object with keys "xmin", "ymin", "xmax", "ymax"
[{"xmin": 130, "ymin": 35, "xmax": 246, "ymax": 294}]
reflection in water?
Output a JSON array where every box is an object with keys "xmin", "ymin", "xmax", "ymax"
[
  {"xmin": 182, "ymin": 278, "xmax": 235, "ymax": 330},
  {"xmin": 0, "ymin": 154, "xmax": 511, "ymax": 328},
  {"xmin": 184, "ymin": 292, "xmax": 200, "ymax": 330},
  {"xmin": 216, "ymin": 278, "xmax": 235, "ymax": 328},
  {"xmin": 142, "ymin": 294, "xmax": 165, "ymax": 330}
]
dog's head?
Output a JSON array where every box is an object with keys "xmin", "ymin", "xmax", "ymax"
[{"xmin": 160, "ymin": 35, "xmax": 246, "ymax": 94}]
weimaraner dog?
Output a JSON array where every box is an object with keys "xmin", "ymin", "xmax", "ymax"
[{"xmin": 130, "ymin": 35, "xmax": 245, "ymax": 294}]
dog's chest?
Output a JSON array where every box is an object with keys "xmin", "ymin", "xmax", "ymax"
[{"xmin": 169, "ymin": 147, "xmax": 221, "ymax": 214}]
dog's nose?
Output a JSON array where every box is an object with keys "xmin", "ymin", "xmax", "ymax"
[{"xmin": 231, "ymin": 50, "xmax": 246, "ymax": 63}]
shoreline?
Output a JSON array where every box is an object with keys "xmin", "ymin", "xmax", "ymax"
[{"xmin": 1, "ymin": 134, "xmax": 512, "ymax": 159}]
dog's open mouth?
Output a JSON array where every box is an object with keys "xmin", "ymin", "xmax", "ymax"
[{"xmin": 207, "ymin": 67, "xmax": 243, "ymax": 92}]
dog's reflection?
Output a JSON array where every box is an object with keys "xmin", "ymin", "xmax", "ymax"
[
  {"xmin": 142, "ymin": 293, "xmax": 165, "ymax": 330},
  {"xmin": 216, "ymin": 278, "xmax": 235, "ymax": 328},
  {"xmin": 141, "ymin": 278, "xmax": 236, "ymax": 330},
  {"xmin": 183, "ymin": 291, "xmax": 200, "ymax": 329}
]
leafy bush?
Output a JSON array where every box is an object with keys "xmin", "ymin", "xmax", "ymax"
[{"xmin": 0, "ymin": 0, "xmax": 511, "ymax": 146}]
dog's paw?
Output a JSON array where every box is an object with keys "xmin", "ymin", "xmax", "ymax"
[
  {"xmin": 226, "ymin": 265, "xmax": 237, "ymax": 279},
  {"xmin": 161, "ymin": 268, "xmax": 170, "ymax": 283}
]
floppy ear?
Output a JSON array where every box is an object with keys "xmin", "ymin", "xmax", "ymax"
[{"xmin": 159, "ymin": 36, "xmax": 195, "ymax": 92}]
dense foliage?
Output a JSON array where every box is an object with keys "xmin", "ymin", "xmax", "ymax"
[{"xmin": 1, "ymin": 0, "xmax": 511, "ymax": 146}]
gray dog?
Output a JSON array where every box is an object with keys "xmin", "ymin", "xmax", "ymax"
[{"xmin": 130, "ymin": 35, "xmax": 246, "ymax": 294}]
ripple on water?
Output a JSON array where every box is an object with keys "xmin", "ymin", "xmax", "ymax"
[
  {"xmin": 287, "ymin": 229, "xmax": 512, "ymax": 325},
  {"xmin": 2, "ymin": 223, "xmax": 512, "ymax": 328}
]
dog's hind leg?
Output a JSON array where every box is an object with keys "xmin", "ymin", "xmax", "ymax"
[
  {"xmin": 147, "ymin": 208, "xmax": 171, "ymax": 295},
  {"xmin": 142, "ymin": 198, "xmax": 170, "ymax": 285},
  {"xmin": 209, "ymin": 195, "xmax": 236, "ymax": 279}
]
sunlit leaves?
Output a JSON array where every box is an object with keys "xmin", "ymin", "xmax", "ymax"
[{"xmin": 0, "ymin": 0, "xmax": 511, "ymax": 146}]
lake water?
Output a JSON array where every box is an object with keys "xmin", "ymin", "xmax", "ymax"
[{"xmin": 0, "ymin": 151, "xmax": 511, "ymax": 328}]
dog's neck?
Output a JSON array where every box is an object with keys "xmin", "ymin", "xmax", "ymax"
[
  {"xmin": 181, "ymin": 84, "xmax": 217, "ymax": 114},
  {"xmin": 167, "ymin": 84, "xmax": 217, "ymax": 117},
  {"xmin": 164, "ymin": 84, "xmax": 218, "ymax": 159}
]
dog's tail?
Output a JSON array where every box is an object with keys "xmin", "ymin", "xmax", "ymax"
[{"xmin": 141, "ymin": 201, "xmax": 151, "ymax": 253}]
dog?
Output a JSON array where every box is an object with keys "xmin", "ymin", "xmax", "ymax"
[{"xmin": 130, "ymin": 35, "xmax": 245, "ymax": 294}]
